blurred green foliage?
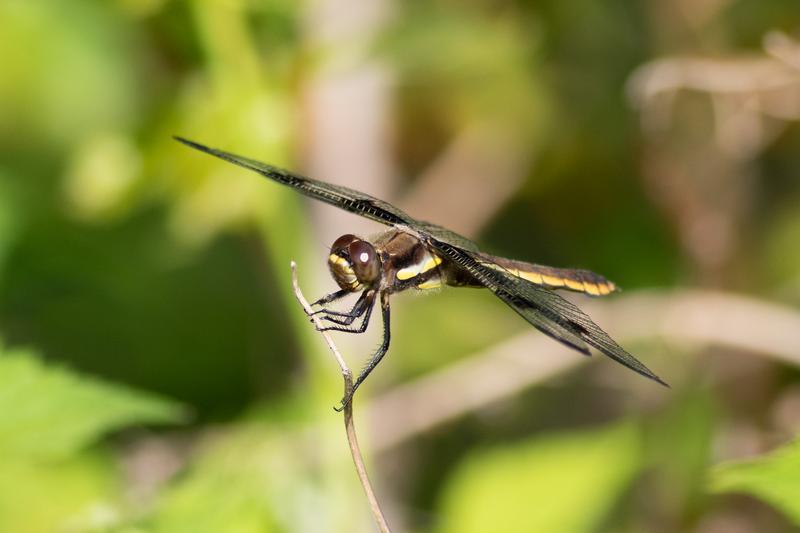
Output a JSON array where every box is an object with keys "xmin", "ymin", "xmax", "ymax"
[
  {"xmin": 1, "ymin": 0, "xmax": 800, "ymax": 531},
  {"xmin": 0, "ymin": 345, "xmax": 182, "ymax": 531},
  {"xmin": 436, "ymin": 422, "xmax": 642, "ymax": 533},
  {"xmin": 0, "ymin": 347, "xmax": 184, "ymax": 459},
  {"xmin": 711, "ymin": 438, "xmax": 800, "ymax": 524}
]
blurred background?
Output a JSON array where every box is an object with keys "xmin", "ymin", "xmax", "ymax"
[{"xmin": 1, "ymin": 0, "xmax": 800, "ymax": 531}]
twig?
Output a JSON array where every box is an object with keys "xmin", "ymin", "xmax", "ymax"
[{"xmin": 290, "ymin": 261, "xmax": 392, "ymax": 533}]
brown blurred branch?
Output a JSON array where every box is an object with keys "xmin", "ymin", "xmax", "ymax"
[
  {"xmin": 626, "ymin": 31, "xmax": 800, "ymax": 282},
  {"xmin": 627, "ymin": 31, "xmax": 800, "ymax": 158},
  {"xmin": 290, "ymin": 262, "xmax": 392, "ymax": 533},
  {"xmin": 301, "ymin": 0, "xmax": 395, "ymax": 251},
  {"xmin": 628, "ymin": 55, "xmax": 799, "ymax": 101},
  {"xmin": 368, "ymin": 290, "xmax": 800, "ymax": 451},
  {"xmin": 627, "ymin": 30, "xmax": 800, "ymax": 108}
]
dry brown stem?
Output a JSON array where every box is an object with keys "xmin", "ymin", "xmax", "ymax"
[{"xmin": 290, "ymin": 261, "xmax": 391, "ymax": 533}]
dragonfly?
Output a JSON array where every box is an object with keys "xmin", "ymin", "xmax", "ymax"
[{"xmin": 176, "ymin": 136, "xmax": 667, "ymax": 409}]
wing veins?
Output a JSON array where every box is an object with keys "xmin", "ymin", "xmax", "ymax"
[{"xmin": 425, "ymin": 237, "xmax": 667, "ymax": 386}]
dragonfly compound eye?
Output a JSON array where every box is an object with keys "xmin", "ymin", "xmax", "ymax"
[
  {"xmin": 328, "ymin": 234, "xmax": 361, "ymax": 290},
  {"xmin": 330, "ymin": 234, "xmax": 358, "ymax": 256},
  {"xmin": 349, "ymin": 240, "xmax": 381, "ymax": 285}
]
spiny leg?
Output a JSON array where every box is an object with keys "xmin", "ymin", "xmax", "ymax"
[
  {"xmin": 316, "ymin": 291, "xmax": 376, "ymax": 334},
  {"xmin": 335, "ymin": 291, "xmax": 391, "ymax": 411}
]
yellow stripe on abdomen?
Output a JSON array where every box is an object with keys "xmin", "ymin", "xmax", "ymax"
[
  {"xmin": 517, "ymin": 270, "xmax": 543, "ymax": 285},
  {"xmin": 487, "ymin": 261, "xmax": 617, "ymax": 296},
  {"xmin": 537, "ymin": 275, "xmax": 615, "ymax": 295},
  {"xmin": 540, "ymin": 274, "xmax": 565, "ymax": 288}
]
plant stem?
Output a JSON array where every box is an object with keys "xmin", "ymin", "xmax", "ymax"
[{"xmin": 291, "ymin": 261, "xmax": 392, "ymax": 533}]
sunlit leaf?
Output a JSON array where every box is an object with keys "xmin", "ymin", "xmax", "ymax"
[
  {"xmin": 0, "ymin": 347, "xmax": 185, "ymax": 459},
  {"xmin": 710, "ymin": 438, "xmax": 800, "ymax": 524},
  {"xmin": 436, "ymin": 421, "xmax": 642, "ymax": 533},
  {"xmin": 0, "ymin": 452, "xmax": 119, "ymax": 533}
]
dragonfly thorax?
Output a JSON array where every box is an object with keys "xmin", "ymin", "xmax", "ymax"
[{"xmin": 328, "ymin": 234, "xmax": 381, "ymax": 292}]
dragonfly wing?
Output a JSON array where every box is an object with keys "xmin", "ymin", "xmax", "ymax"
[
  {"xmin": 177, "ymin": 138, "xmax": 487, "ymax": 253},
  {"xmin": 175, "ymin": 137, "xmax": 413, "ymax": 227},
  {"xmin": 425, "ymin": 236, "xmax": 667, "ymax": 386},
  {"xmin": 411, "ymin": 220, "xmax": 481, "ymax": 252}
]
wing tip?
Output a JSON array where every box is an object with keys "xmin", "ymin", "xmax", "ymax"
[
  {"xmin": 630, "ymin": 364, "xmax": 669, "ymax": 388},
  {"xmin": 586, "ymin": 338, "xmax": 668, "ymax": 388},
  {"xmin": 173, "ymin": 136, "xmax": 257, "ymax": 172},
  {"xmin": 651, "ymin": 373, "xmax": 670, "ymax": 388},
  {"xmin": 174, "ymin": 135, "xmax": 210, "ymax": 153}
]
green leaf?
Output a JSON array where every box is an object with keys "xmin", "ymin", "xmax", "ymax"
[
  {"xmin": 436, "ymin": 421, "xmax": 643, "ymax": 533},
  {"xmin": 0, "ymin": 452, "xmax": 119, "ymax": 533},
  {"xmin": 145, "ymin": 423, "xmax": 326, "ymax": 533},
  {"xmin": 0, "ymin": 346, "xmax": 185, "ymax": 459},
  {"xmin": 710, "ymin": 438, "xmax": 800, "ymax": 524}
]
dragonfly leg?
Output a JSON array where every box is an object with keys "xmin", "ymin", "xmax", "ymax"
[
  {"xmin": 311, "ymin": 291, "xmax": 370, "ymax": 326},
  {"xmin": 310, "ymin": 288, "xmax": 351, "ymax": 309},
  {"xmin": 316, "ymin": 291, "xmax": 376, "ymax": 334},
  {"xmin": 335, "ymin": 292, "xmax": 390, "ymax": 411}
]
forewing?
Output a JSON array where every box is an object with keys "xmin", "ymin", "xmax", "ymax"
[
  {"xmin": 425, "ymin": 236, "xmax": 667, "ymax": 386},
  {"xmin": 175, "ymin": 137, "xmax": 413, "ymax": 227},
  {"xmin": 176, "ymin": 137, "xmax": 491, "ymax": 252}
]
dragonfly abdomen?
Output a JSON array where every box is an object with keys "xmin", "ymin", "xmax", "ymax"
[{"xmin": 479, "ymin": 255, "xmax": 617, "ymax": 296}]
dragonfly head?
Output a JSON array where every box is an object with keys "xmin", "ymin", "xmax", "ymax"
[{"xmin": 328, "ymin": 234, "xmax": 382, "ymax": 291}]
